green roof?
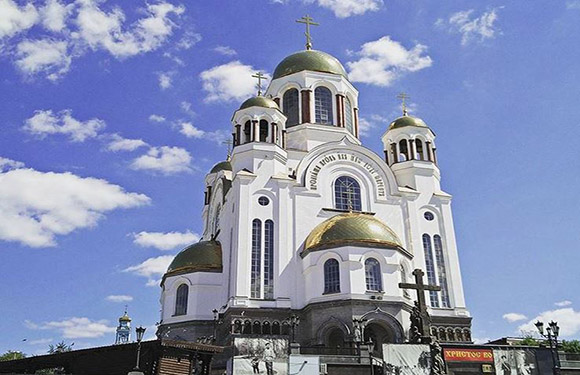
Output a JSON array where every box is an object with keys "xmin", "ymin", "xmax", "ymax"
[
  {"xmin": 303, "ymin": 213, "xmax": 403, "ymax": 255},
  {"xmin": 210, "ymin": 161, "xmax": 232, "ymax": 174},
  {"xmin": 239, "ymin": 96, "xmax": 279, "ymax": 110},
  {"xmin": 165, "ymin": 241, "xmax": 223, "ymax": 279},
  {"xmin": 273, "ymin": 49, "xmax": 348, "ymax": 79},
  {"xmin": 388, "ymin": 115, "xmax": 429, "ymax": 130}
]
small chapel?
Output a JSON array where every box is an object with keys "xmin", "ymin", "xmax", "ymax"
[{"xmin": 156, "ymin": 15, "xmax": 472, "ymax": 365}]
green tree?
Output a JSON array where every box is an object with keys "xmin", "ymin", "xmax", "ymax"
[
  {"xmin": 561, "ymin": 340, "xmax": 580, "ymax": 353},
  {"xmin": 0, "ymin": 350, "xmax": 26, "ymax": 361},
  {"xmin": 519, "ymin": 336, "xmax": 540, "ymax": 346},
  {"xmin": 48, "ymin": 341, "xmax": 73, "ymax": 354}
]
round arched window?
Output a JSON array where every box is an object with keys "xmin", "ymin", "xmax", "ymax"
[
  {"xmin": 258, "ymin": 196, "xmax": 270, "ymax": 206},
  {"xmin": 424, "ymin": 212, "xmax": 434, "ymax": 221}
]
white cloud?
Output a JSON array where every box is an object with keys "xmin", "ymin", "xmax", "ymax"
[
  {"xmin": 214, "ymin": 45, "xmax": 237, "ymax": 56},
  {"xmin": 503, "ymin": 313, "xmax": 528, "ymax": 323},
  {"xmin": 176, "ymin": 30, "xmax": 201, "ymax": 50},
  {"xmin": 311, "ymin": 0, "xmax": 382, "ymax": 18},
  {"xmin": 179, "ymin": 122, "xmax": 205, "ymax": 138},
  {"xmin": 0, "ymin": 157, "xmax": 25, "ymax": 171},
  {"xmin": 347, "ymin": 36, "xmax": 432, "ymax": 87},
  {"xmin": 106, "ymin": 134, "xmax": 148, "ymax": 152},
  {"xmin": 28, "ymin": 338, "xmax": 53, "ymax": 345},
  {"xmin": 41, "ymin": 0, "xmax": 73, "ymax": 32},
  {"xmin": 567, "ymin": 1, "xmax": 580, "ymax": 9},
  {"xmin": 0, "ymin": 165, "xmax": 150, "ymax": 247},
  {"xmin": 132, "ymin": 230, "xmax": 199, "ymax": 250},
  {"xmin": 74, "ymin": 0, "xmax": 184, "ymax": 59},
  {"xmin": 149, "ymin": 114, "xmax": 166, "ymax": 123},
  {"xmin": 124, "ymin": 255, "xmax": 174, "ymax": 285},
  {"xmin": 158, "ymin": 71, "xmax": 172, "ymax": 90},
  {"xmin": 15, "ymin": 39, "xmax": 72, "ymax": 80},
  {"xmin": 23, "ymin": 109, "xmax": 105, "ymax": 142},
  {"xmin": 130, "ymin": 146, "xmax": 192, "ymax": 175},
  {"xmin": 443, "ymin": 8, "xmax": 502, "ymax": 46},
  {"xmin": 472, "ymin": 337, "xmax": 491, "ymax": 344},
  {"xmin": 26, "ymin": 317, "xmax": 115, "ymax": 339},
  {"xmin": 200, "ymin": 61, "xmax": 261, "ymax": 103},
  {"xmin": 556, "ymin": 300, "xmax": 573, "ymax": 307},
  {"xmin": 518, "ymin": 308, "xmax": 580, "ymax": 338},
  {"xmin": 0, "ymin": 0, "xmax": 39, "ymax": 39},
  {"xmin": 105, "ymin": 295, "xmax": 133, "ymax": 303}
]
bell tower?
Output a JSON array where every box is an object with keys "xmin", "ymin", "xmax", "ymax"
[{"xmin": 115, "ymin": 308, "xmax": 131, "ymax": 344}]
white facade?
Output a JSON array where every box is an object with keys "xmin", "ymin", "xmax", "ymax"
[{"xmin": 158, "ymin": 48, "xmax": 471, "ymax": 347}]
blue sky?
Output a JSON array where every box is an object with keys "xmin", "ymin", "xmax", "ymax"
[{"xmin": 1, "ymin": 0, "xmax": 580, "ymax": 354}]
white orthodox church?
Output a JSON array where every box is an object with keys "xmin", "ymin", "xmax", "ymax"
[{"xmin": 156, "ymin": 32, "xmax": 472, "ymax": 356}]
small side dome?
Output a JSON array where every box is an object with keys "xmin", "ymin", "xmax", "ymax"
[
  {"xmin": 273, "ymin": 49, "xmax": 348, "ymax": 79},
  {"xmin": 210, "ymin": 160, "xmax": 232, "ymax": 174},
  {"xmin": 165, "ymin": 240, "xmax": 223, "ymax": 279},
  {"xmin": 239, "ymin": 96, "xmax": 280, "ymax": 110},
  {"xmin": 388, "ymin": 115, "xmax": 429, "ymax": 131},
  {"xmin": 119, "ymin": 312, "xmax": 131, "ymax": 322},
  {"xmin": 303, "ymin": 213, "xmax": 403, "ymax": 254}
]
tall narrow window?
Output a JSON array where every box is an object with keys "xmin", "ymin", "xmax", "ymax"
[
  {"xmin": 365, "ymin": 258, "xmax": 382, "ymax": 291},
  {"xmin": 283, "ymin": 89, "xmax": 299, "ymax": 126},
  {"xmin": 264, "ymin": 220, "xmax": 274, "ymax": 299},
  {"xmin": 259, "ymin": 120, "xmax": 269, "ymax": 142},
  {"xmin": 175, "ymin": 284, "xmax": 188, "ymax": 316},
  {"xmin": 422, "ymin": 234, "xmax": 439, "ymax": 307},
  {"xmin": 251, "ymin": 219, "xmax": 262, "ymax": 298},
  {"xmin": 433, "ymin": 235, "xmax": 451, "ymax": 308},
  {"xmin": 334, "ymin": 176, "xmax": 362, "ymax": 211},
  {"xmin": 314, "ymin": 87, "xmax": 333, "ymax": 124},
  {"xmin": 344, "ymin": 97, "xmax": 354, "ymax": 134},
  {"xmin": 243, "ymin": 121, "xmax": 251, "ymax": 144},
  {"xmin": 324, "ymin": 259, "xmax": 340, "ymax": 294},
  {"xmin": 399, "ymin": 139, "xmax": 409, "ymax": 161},
  {"xmin": 415, "ymin": 139, "xmax": 424, "ymax": 160}
]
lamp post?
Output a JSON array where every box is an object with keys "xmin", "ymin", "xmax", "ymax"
[
  {"xmin": 535, "ymin": 320, "xmax": 560, "ymax": 375},
  {"xmin": 133, "ymin": 326, "xmax": 146, "ymax": 372}
]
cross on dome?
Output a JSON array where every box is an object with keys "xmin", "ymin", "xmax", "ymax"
[
  {"xmin": 296, "ymin": 15, "xmax": 319, "ymax": 50},
  {"xmin": 397, "ymin": 92, "xmax": 410, "ymax": 116},
  {"xmin": 251, "ymin": 71, "xmax": 267, "ymax": 96}
]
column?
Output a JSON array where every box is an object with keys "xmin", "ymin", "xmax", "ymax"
[
  {"xmin": 353, "ymin": 108, "xmax": 359, "ymax": 137},
  {"xmin": 252, "ymin": 120, "xmax": 258, "ymax": 142},
  {"xmin": 336, "ymin": 94, "xmax": 344, "ymax": 127},
  {"xmin": 235, "ymin": 124, "xmax": 241, "ymax": 146},
  {"xmin": 432, "ymin": 148, "xmax": 438, "ymax": 165},
  {"xmin": 409, "ymin": 139, "xmax": 415, "ymax": 160},
  {"xmin": 271, "ymin": 123, "xmax": 278, "ymax": 144},
  {"xmin": 390, "ymin": 143, "xmax": 397, "ymax": 165},
  {"xmin": 301, "ymin": 90, "xmax": 311, "ymax": 123},
  {"xmin": 426, "ymin": 141, "xmax": 433, "ymax": 162},
  {"xmin": 282, "ymin": 130, "xmax": 287, "ymax": 149}
]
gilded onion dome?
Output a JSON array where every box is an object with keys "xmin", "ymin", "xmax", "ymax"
[
  {"xmin": 163, "ymin": 241, "xmax": 223, "ymax": 283},
  {"xmin": 303, "ymin": 213, "xmax": 404, "ymax": 255},
  {"xmin": 239, "ymin": 96, "xmax": 280, "ymax": 110},
  {"xmin": 119, "ymin": 312, "xmax": 131, "ymax": 322},
  {"xmin": 273, "ymin": 49, "xmax": 348, "ymax": 79},
  {"xmin": 388, "ymin": 115, "xmax": 429, "ymax": 131},
  {"xmin": 210, "ymin": 160, "xmax": 232, "ymax": 174}
]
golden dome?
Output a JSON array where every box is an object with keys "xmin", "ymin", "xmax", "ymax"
[
  {"xmin": 303, "ymin": 213, "xmax": 403, "ymax": 254},
  {"xmin": 164, "ymin": 241, "xmax": 223, "ymax": 280}
]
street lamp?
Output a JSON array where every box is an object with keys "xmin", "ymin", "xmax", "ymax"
[
  {"xmin": 133, "ymin": 326, "xmax": 146, "ymax": 372},
  {"xmin": 535, "ymin": 320, "xmax": 560, "ymax": 375}
]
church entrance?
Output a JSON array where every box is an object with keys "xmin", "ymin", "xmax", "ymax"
[
  {"xmin": 364, "ymin": 323, "xmax": 394, "ymax": 358},
  {"xmin": 326, "ymin": 328, "xmax": 346, "ymax": 348}
]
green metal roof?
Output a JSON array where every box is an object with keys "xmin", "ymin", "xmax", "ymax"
[
  {"xmin": 239, "ymin": 96, "xmax": 279, "ymax": 110},
  {"xmin": 210, "ymin": 161, "xmax": 232, "ymax": 174},
  {"xmin": 303, "ymin": 212, "xmax": 403, "ymax": 255},
  {"xmin": 165, "ymin": 241, "xmax": 223, "ymax": 279},
  {"xmin": 273, "ymin": 49, "xmax": 348, "ymax": 79},
  {"xmin": 388, "ymin": 115, "xmax": 429, "ymax": 130}
]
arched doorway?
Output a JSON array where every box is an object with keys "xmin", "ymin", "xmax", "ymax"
[
  {"xmin": 326, "ymin": 328, "xmax": 346, "ymax": 348},
  {"xmin": 363, "ymin": 323, "xmax": 394, "ymax": 358}
]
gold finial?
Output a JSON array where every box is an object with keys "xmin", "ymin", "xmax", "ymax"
[
  {"xmin": 222, "ymin": 139, "xmax": 233, "ymax": 160},
  {"xmin": 296, "ymin": 15, "xmax": 319, "ymax": 50},
  {"xmin": 397, "ymin": 92, "xmax": 410, "ymax": 116},
  {"xmin": 251, "ymin": 71, "xmax": 267, "ymax": 96}
]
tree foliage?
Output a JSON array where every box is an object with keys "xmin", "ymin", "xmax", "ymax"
[
  {"xmin": 0, "ymin": 351, "xmax": 26, "ymax": 361},
  {"xmin": 48, "ymin": 341, "xmax": 73, "ymax": 354},
  {"xmin": 562, "ymin": 340, "xmax": 580, "ymax": 353}
]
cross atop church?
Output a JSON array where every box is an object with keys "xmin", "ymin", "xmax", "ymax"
[
  {"xmin": 397, "ymin": 92, "xmax": 410, "ymax": 116},
  {"xmin": 222, "ymin": 139, "xmax": 233, "ymax": 160},
  {"xmin": 296, "ymin": 15, "xmax": 319, "ymax": 50},
  {"xmin": 252, "ymin": 72, "xmax": 267, "ymax": 96},
  {"xmin": 399, "ymin": 268, "xmax": 441, "ymax": 342}
]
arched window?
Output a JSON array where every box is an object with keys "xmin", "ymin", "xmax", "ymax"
[
  {"xmin": 415, "ymin": 139, "xmax": 424, "ymax": 160},
  {"xmin": 324, "ymin": 259, "xmax": 340, "ymax": 294},
  {"xmin": 422, "ymin": 234, "xmax": 439, "ymax": 307},
  {"xmin": 263, "ymin": 220, "xmax": 274, "ymax": 299},
  {"xmin": 283, "ymin": 88, "xmax": 299, "ymax": 127},
  {"xmin": 314, "ymin": 86, "xmax": 333, "ymax": 124},
  {"xmin": 175, "ymin": 284, "xmax": 188, "ymax": 316},
  {"xmin": 243, "ymin": 120, "xmax": 252, "ymax": 143},
  {"xmin": 433, "ymin": 235, "xmax": 451, "ymax": 308},
  {"xmin": 365, "ymin": 258, "xmax": 382, "ymax": 291},
  {"xmin": 334, "ymin": 176, "xmax": 362, "ymax": 211},
  {"xmin": 251, "ymin": 219, "xmax": 262, "ymax": 298},
  {"xmin": 262, "ymin": 321, "xmax": 271, "ymax": 335},
  {"xmin": 252, "ymin": 321, "xmax": 262, "ymax": 334},
  {"xmin": 259, "ymin": 120, "xmax": 269, "ymax": 142},
  {"xmin": 243, "ymin": 320, "xmax": 252, "ymax": 334},
  {"xmin": 399, "ymin": 139, "xmax": 409, "ymax": 161},
  {"xmin": 344, "ymin": 97, "xmax": 354, "ymax": 134},
  {"xmin": 272, "ymin": 321, "xmax": 281, "ymax": 335}
]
